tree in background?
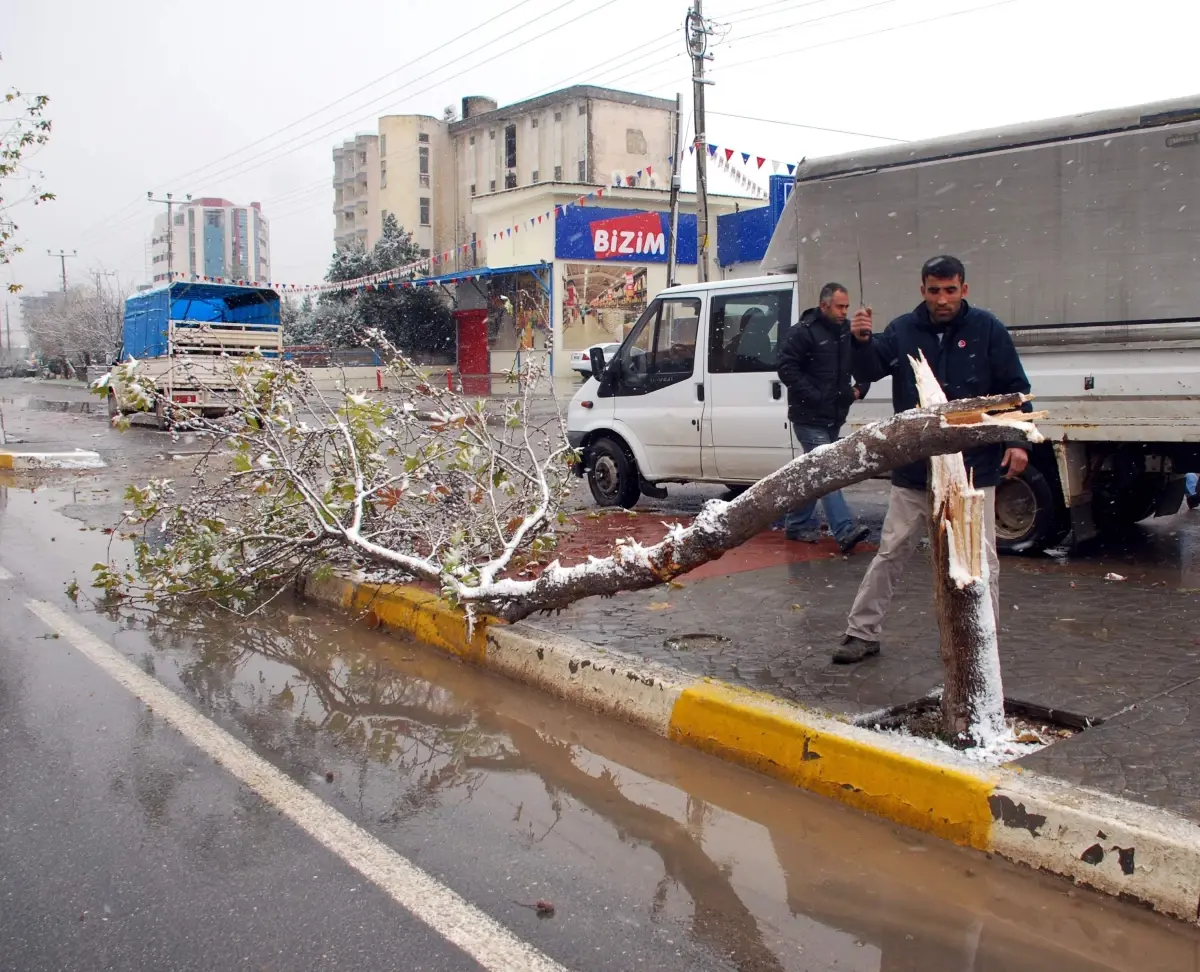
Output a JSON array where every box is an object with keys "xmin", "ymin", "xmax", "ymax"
[
  {"xmin": 1, "ymin": 56, "xmax": 53, "ymax": 293},
  {"xmin": 25, "ymin": 276, "xmax": 128, "ymax": 368},
  {"xmin": 294, "ymin": 215, "xmax": 454, "ymax": 360}
]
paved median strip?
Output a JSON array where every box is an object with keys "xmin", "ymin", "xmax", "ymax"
[
  {"xmin": 25, "ymin": 599, "xmax": 569, "ymax": 972},
  {"xmin": 302, "ymin": 572, "xmax": 1200, "ymax": 924}
]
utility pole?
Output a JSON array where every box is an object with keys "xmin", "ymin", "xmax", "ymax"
[
  {"xmin": 666, "ymin": 92, "xmax": 683, "ymax": 288},
  {"xmin": 3, "ymin": 303, "xmax": 10, "ymax": 353},
  {"xmin": 47, "ymin": 249, "xmax": 77, "ymax": 292},
  {"xmin": 686, "ymin": 1, "xmax": 713, "ymax": 282},
  {"xmin": 147, "ymin": 192, "xmax": 191, "ymax": 283}
]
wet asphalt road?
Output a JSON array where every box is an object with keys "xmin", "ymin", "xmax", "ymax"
[{"xmin": 2, "ymin": 379, "xmax": 1200, "ymax": 971}]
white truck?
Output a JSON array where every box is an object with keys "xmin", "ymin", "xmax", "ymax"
[
  {"xmin": 106, "ymin": 282, "xmax": 284, "ymax": 428},
  {"xmin": 568, "ymin": 94, "xmax": 1200, "ymax": 553}
]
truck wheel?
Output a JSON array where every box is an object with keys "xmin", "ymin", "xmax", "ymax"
[
  {"xmin": 587, "ymin": 437, "xmax": 640, "ymax": 508},
  {"xmin": 1093, "ymin": 484, "xmax": 1159, "ymax": 528},
  {"xmin": 995, "ymin": 466, "xmax": 1058, "ymax": 554},
  {"xmin": 154, "ymin": 399, "xmax": 173, "ymax": 431}
]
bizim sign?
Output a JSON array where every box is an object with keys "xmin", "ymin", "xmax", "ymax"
[{"xmin": 555, "ymin": 207, "xmax": 697, "ymax": 264}]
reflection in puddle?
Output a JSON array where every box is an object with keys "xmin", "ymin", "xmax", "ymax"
[{"xmin": 122, "ymin": 604, "xmax": 1196, "ymax": 972}]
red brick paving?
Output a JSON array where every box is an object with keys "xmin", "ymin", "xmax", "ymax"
[{"xmin": 508, "ymin": 510, "xmax": 875, "ymax": 582}]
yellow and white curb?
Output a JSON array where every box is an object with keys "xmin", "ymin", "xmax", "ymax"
[
  {"xmin": 300, "ymin": 572, "xmax": 1200, "ymax": 923},
  {"xmin": 0, "ymin": 449, "xmax": 105, "ymax": 470}
]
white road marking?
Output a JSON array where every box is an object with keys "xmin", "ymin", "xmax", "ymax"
[
  {"xmin": 0, "ymin": 566, "xmax": 12, "ymax": 580},
  {"xmin": 26, "ymin": 600, "xmax": 570, "ymax": 972}
]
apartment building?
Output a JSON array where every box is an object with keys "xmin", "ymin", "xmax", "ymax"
[
  {"xmin": 330, "ymin": 85, "xmax": 675, "ymax": 269},
  {"xmin": 150, "ymin": 197, "xmax": 271, "ymax": 284},
  {"xmin": 333, "ymin": 134, "xmax": 380, "ymax": 251}
]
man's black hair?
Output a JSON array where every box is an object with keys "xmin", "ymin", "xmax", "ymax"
[
  {"xmin": 920, "ymin": 255, "xmax": 966, "ymax": 283},
  {"xmin": 819, "ymin": 281, "xmax": 848, "ymax": 304}
]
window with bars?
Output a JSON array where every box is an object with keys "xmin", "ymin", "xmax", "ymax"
[
  {"xmin": 531, "ymin": 170, "xmax": 539, "ymax": 182},
  {"xmin": 418, "ymin": 132, "xmax": 430, "ymax": 143},
  {"xmin": 420, "ymin": 198, "xmax": 430, "ymax": 225},
  {"xmin": 380, "ymin": 161, "xmax": 387, "ymax": 187},
  {"xmin": 470, "ymin": 183, "xmax": 476, "ymax": 196},
  {"xmin": 554, "ymin": 165, "xmax": 563, "ymax": 181},
  {"xmin": 504, "ymin": 172, "xmax": 517, "ymax": 189},
  {"xmin": 578, "ymin": 160, "xmax": 586, "ymax": 181}
]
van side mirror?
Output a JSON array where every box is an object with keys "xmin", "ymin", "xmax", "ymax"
[{"xmin": 589, "ymin": 346, "xmax": 607, "ymax": 377}]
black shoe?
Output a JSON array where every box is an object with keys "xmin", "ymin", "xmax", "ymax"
[
  {"xmin": 837, "ymin": 526, "xmax": 871, "ymax": 555},
  {"xmin": 833, "ymin": 635, "xmax": 880, "ymax": 665},
  {"xmin": 1188, "ymin": 494, "xmax": 1200, "ymax": 510},
  {"xmin": 785, "ymin": 530, "xmax": 822, "ymax": 543}
]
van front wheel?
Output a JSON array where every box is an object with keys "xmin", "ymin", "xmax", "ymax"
[{"xmin": 587, "ymin": 437, "xmax": 640, "ymax": 508}]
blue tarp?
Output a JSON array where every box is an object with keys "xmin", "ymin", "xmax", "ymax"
[{"xmin": 123, "ymin": 282, "xmax": 280, "ymax": 358}]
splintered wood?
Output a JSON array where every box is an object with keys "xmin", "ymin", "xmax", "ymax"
[{"xmin": 910, "ymin": 353, "xmax": 1006, "ymax": 747}]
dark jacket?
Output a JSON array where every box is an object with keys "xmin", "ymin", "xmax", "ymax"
[
  {"xmin": 851, "ymin": 300, "xmax": 1032, "ymax": 489},
  {"xmin": 776, "ymin": 307, "xmax": 868, "ymax": 429}
]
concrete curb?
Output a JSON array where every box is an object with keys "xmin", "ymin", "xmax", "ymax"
[
  {"xmin": 301, "ymin": 572, "xmax": 1200, "ymax": 923},
  {"xmin": 0, "ymin": 449, "xmax": 105, "ymax": 470}
]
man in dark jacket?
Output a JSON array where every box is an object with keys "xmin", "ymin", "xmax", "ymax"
[
  {"xmin": 835, "ymin": 254, "xmax": 1032, "ymax": 664},
  {"xmin": 776, "ymin": 281, "xmax": 871, "ymax": 554}
]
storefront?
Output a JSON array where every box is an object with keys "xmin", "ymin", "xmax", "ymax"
[{"xmin": 473, "ymin": 184, "xmax": 747, "ymax": 378}]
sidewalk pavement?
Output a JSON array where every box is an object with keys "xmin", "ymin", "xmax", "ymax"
[
  {"xmin": 524, "ymin": 504, "xmax": 1200, "ymax": 824},
  {"xmin": 0, "ymin": 442, "xmax": 105, "ymax": 470}
]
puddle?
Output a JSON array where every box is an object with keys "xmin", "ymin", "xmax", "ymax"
[
  {"xmin": 29, "ymin": 399, "xmax": 97, "ymax": 414},
  {"xmin": 664, "ymin": 632, "xmax": 732, "ymax": 652},
  {"xmin": 111, "ymin": 601, "xmax": 1193, "ymax": 971}
]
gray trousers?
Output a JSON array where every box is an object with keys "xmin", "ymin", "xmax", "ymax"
[{"xmin": 845, "ymin": 485, "xmax": 999, "ymax": 642}]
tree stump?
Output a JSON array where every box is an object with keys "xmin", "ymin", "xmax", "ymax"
[{"xmin": 911, "ymin": 354, "xmax": 1006, "ymax": 747}]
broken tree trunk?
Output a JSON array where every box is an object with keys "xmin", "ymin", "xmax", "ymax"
[
  {"xmin": 467, "ymin": 387, "xmax": 1043, "ymax": 622},
  {"xmin": 911, "ymin": 354, "xmax": 1009, "ymax": 747}
]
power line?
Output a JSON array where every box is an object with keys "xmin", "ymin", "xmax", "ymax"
[
  {"xmin": 75, "ymin": 0, "xmax": 573, "ymax": 241},
  {"xmin": 719, "ymin": 0, "xmax": 906, "ymax": 47},
  {"xmin": 707, "ymin": 109, "xmax": 905, "ymax": 141},
  {"xmin": 709, "ymin": 0, "xmax": 1021, "ymax": 73},
  {"xmin": 130, "ymin": 0, "xmax": 621, "ymax": 205},
  {"xmin": 163, "ymin": 0, "xmax": 547, "ymax": 191}
]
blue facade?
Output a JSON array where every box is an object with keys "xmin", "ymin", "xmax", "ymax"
[
  {"xmin": 202, "ymin": 210, "xmax": 225, "ymax": 278},
  {"xmin": 554, "ymin": 206, "xmax": 697, "ymax": 264},
  {"xmin": 716, "ymin": 175, "xmax": 794, "ymax": 268}
]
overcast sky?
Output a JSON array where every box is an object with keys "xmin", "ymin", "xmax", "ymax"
[{"xmin": 6, "ymin": 0, "xmax": 1200, "ymax": 329}]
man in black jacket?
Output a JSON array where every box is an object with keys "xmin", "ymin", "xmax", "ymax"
[
  {"xmin": 777, "ymin": 282, "xmax": 871, "ymax": 554},
  {"xmin": 836, "ymin": 254, "xmax": 1032, "ymax": 664}
]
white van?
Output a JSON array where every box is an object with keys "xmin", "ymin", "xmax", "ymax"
[{"xmin": 566, "ymin": 274, "xmax": 890, "ymax": 508}]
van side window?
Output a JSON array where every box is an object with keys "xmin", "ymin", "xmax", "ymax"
[
  {"xmin": 616, "ymin": 296, "xmax": 701, "ymax": 395},
  {"xmin": 707, "ymin": 290, "xmax": 793, "ymax": 373}
]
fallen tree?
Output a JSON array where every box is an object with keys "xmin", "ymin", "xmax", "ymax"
[{"xmin": 91, "ymin": 350, "xmax": 1041, "ymax": 633}]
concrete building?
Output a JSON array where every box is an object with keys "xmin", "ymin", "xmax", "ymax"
[
  {"xmin": 150, "ymin": 197, "xmax": 270, "ymax": 284},
  {"xmin": 332, "ymin": 134, "xmax": 380, "ymax": 251},
  {"xmin": 330, "ymin": 86, "xmax": 676, "ymax": 269}
]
